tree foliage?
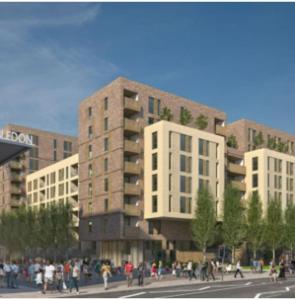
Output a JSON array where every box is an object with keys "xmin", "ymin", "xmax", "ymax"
[
  {"xmin": 195, "ymin": 114, "xmax": 208, "ymax": 130},
  {"xmin": 284, "ymin": 203, "xmax": 295, "ymax": 257},
  {"xmin": 253, "ymin": 132, "xmax": 264, "ymax": 148},
  {"xmin": 222, "ymin": 184, "xmax": 245, "ymax": 263},
  {"xmin": 192, "ymin": 188, "xmax": 216, "ymax": 260},
  {"xmin": 0, "ymin": 202, "xmax": 75, "ymax": 259},
  {"xmin": 226, "ymin": 134, "xmax": 238, "ymax": 149},
  {"xmin": 246, "ymin": 192, "xmax": 265, "ymax": 259},
  {"xmin": 179, "ymin": 107, "xmax": 192, "ymax": 125},
  {"xmin": 160, "ymin": 107, "xmax": 173, "ymax": 121}
]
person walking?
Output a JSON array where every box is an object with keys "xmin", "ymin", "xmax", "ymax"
[
  {"xmin": 269, "ymin": 264, "xmax": 278, "ymax": 283},
  {"xmin": 234, "ymin": 260, "xmax": 244, "ymax": 278},
  {"xmin": 158, "ymin": 260, "xmax": 163, "ymax": 280},
  {"xmin": 11, "ymin": 260, "xmax": 19, "ymax": 288},
  {"xmin": 137, "ymin": 262, "xmax": 145, "ymax": 286},
  {"xmin": 69, "ymin": 259, "xmax": 80, "ymax": 295},
  {"xmin": 101, "ymin": 261, "xmax": 111, "ymax": 290},
  {"xmin": 55, "ymin": 262, "xmax": 64, "ymax": 293},
  {"xmin": 278, "ymin": 258, "xmax": 286, "ymax": 280},
  {"xmin": 0, "ymin": 260, "xmax": 5, "ymax": 288},
  {"xmin": 207, "ymin": 259, "xmax": 216, "ymax": 281},
  {"xmin": 63, "ymin": 260, "xmax": 71, "ymax": 290},
  {"xmin": 151, "ymin": 262, "xmax": 158, "ymax": 280},
  {"xmin": 187, "ymin": 261, "xmax": 193, "ymax": 280},
  {"xmin": 124, "ymin": 260, "xmax": 134, "ymax": 287},
  {"xmin": 35, "ymin": 268, "xmax": 43, "ymax": 293},
  {"xmin": 4, "ymin": 261, "xmax": 12, "ymax": 288},
  {"xmin": 43, "ymin": 260, "xmax": 55, "ymax": 294}
]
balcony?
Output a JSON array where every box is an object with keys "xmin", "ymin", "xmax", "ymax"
[
  {"xmin": 228, "ymin": 163, "xmax": 246, "ymax": 176},
  {"xmin": 10, "ymin": 197, "xmax": 21, "ymax": 207},
  {"xmin": 124, "ymin": 162, "xmax": 140, "ymax": 175},
  {"xmin": 231, "ymin": 180, "xmax": 246, "ymax": 192},
  {"xmin": 124, "ymin": 97, "xmax": 140, "ymax": 116},
  {"xmin": 124, "ymin": 118, "xmax": 140, "ymax": 136},
  {"xmin": 124, "ymin": 140, "xmax": 140, "ymax": 155},
  {"xmin": 215, "ymin": 125, "xmax": 227, "ymax": 137},
  {"xmin": 11, "ymin": 186, "xmax": 21, "ymax": 195},
  {"xmin": 71, "ymin": 184, "xmax": 78, "ymax": 194},
  {"xmin": 124, "ymin": 225, "xmax": 139, "ymax": 238},
  {"xmin": 9, "ymin": 161, "xmax": 23, "ymax": 170},
  {"xmin": 124, "ymin": 204, "xmax": 141, "ymax": 217},
  {"xmin": 11, "ymin": 174, "xmax": 21, "ymax": 182},
  {"xmin": 124, "ymin": 183, "xmax": 140, "ymax": 196}
]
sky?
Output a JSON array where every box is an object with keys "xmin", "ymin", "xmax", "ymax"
[{"xmin": 0, "ymin": 2, "xmax": 295, "ymax": 136}]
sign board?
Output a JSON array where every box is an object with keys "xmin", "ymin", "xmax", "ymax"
[{"xmin": 0, "ymin": 129, "xmax": 34, "ymax": 146}]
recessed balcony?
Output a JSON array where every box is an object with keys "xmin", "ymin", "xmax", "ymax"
[
  {"xmin": 124, "ymin": 140, "xmax": 140, "ymax": 155},
  {"xmin": 231, "ymin": 180, "xmax": 246, "ymax": 192},
  {"xmin": 124, "ymin": 161, "xmax": 140, "ymax": 175},
  {"xmin": 124, "ymin": 204, "xmax": 141, "ymax": 217},
  {"xmin": 215, "ymin": 125, "xmax": 227, "ymax": 137},
  {"xmin": 124, "ymin": 97, "xmax": 140, "ymax": 116},
  {"xmin": 124, "ymin": 118, "xmax": 140, "ymax": 136},
  {"xmin": 124, "ymin": 183, "xmax": 140, "ymax": 196},
  {"xmin": 228, "ymin": 163, "xmax": 246, "ymax": 176}
]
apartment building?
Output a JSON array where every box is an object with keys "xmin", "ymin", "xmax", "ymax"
[
  {"xmin": 26, "ymin": 154, "xmax": 79, "ymax": 233},
  {"xmin": 144, "ymin": 121, "xmax": 225, "ymax": 220},
  {"xmin": 244, "ymin": 148, "xmax": 295, "ymax": 214},
  {"xmin": 0, "ymin": 124, "xmax": 77, "ymax": 212},
  {"xmin": 78, "ymin": 77, "xmax": 227, "ymax": 265}
]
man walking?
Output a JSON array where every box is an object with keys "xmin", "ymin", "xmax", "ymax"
[
  {"xmin": 69, "ymin": 259, "xmax": 80, "ymax": 295},
  {"xmin": 4, "ymin": 261, "xmax": 12, "ymax": 288},
  {"xmin": 124, "ymin": 260, "xmax": 134, "ymax": 287},
  {"xmin": 137, "ymin": 262, "xmax": 145, "ymax": 286},
  {"xmin": 207, "ymin": 259, "xmax": 216, "ymax": 281},
  {"xmin": 234, "ymin": 260, "xmax": 244, "ymax": 278}
]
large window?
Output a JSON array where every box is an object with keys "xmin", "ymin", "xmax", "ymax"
[
  {"xmin": 152, "ymin": 132, "xmax": 158, "ymax": 149},
  {"xmin": 199, "ymin": 178, "xmax": 209, "ymax": 191},
  {"xmin": 180, "ymin": 155, "xmax": 192, "ymax": 173},
  {"xmin": 180, "ymin": 176, "xmax": 191, "ymax": 193},
  {"xmin": 29, "ymin": 159, "xmax": 38, "ymax": 172},
  {"xmin": 199, "ymin": 159, "xmax": 209, "ymax": 176},
  {"xmin": 252, "ymin": 174, "xmax": 258, "ymax": 188},
  {"xmin": 152, "ymin": 195, "xmax": 158, "ymax": 213},
  {"xmin": 152, "ymin": 174, "xmax": 158, "ymax": 191},
  {"xmin": 180, "ymin": 134, "xmax": 192, "ymax": 152},
  {"xmin": 252, "ymin": 157, "xmax": 258, "ymax": 171},
  {"xmin": 180, "ymin": 196, "xmax": 192, "ymax": 214},
  {"xmin": 199, "ymin": 139, "xmax": 209, "ymax": 156},
  {"xmin": 152, "ymin": 153, "xmax": 158, "ymax": 171}
]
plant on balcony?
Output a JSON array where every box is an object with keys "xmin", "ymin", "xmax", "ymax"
[
  {"xmin": 192, "ymin": 188, "xmax": 216, "ymax": 262},
  {"xmin": 253, "ymin": 132, "xmax": 264, "ymax": 148},
  {"xmin": 195, "ymin": 114, "xmax": 208, "ymax": 130},
  {"xmin": 226, "ymin": 134, "xmax": 238, "ymax": 149},
  {"xmin": 222, "ymin": 184, "xmax": 246, "ymax": 264},
  {"xmin": 267, "ymin": 137, "xmax": 277, "ymax": 150},
  {"xmin": 246, "ymin": 192, "xmax": 265, "ymax": 260},
  {"xmin": 160, "ymin": 106, "xmax": 173, "ymax": 121},
  {"xmin": 276, "ymin": 141, "xmax": 288, "ymax": 153},
  {"xmin": 179, "ymin": 107, "xmax": 192, "ymax": 125}
]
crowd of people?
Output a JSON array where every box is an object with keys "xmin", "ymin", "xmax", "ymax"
[{"xmin": 0, "ymin": 256, "xmax": 293, "ymax": 293}]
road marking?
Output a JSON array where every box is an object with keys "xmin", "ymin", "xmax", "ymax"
[
  {"xmin": 119, "ymin": 292, "xmax": 146, "ymax": 298},
  {"xmin": 245, "ymin": 282, "xmax": 252, "ymax": 286},
  {"xmin": 254, "ymin": 286, "xmax": 291, "ymax": 298},
  {"xmin": 198, "ymin": 286, "xmax": 211, "ymax": 290}
]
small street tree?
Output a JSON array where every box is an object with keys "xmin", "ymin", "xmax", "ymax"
[
  {"xmin": 160, "ymin": 107, "xmax": 173, "ymax": 121},
  {"xmin": 195, "ymin": 114, "xmax": 208, "ymax": 130},
  {"xmin": 265, "ymin": 197, "xmax": 284, "ymax": 263},
  {"xmin": 222, "ymin": 184, "xmax": 245, "ymax": 264},
  {"xmin": 284, "ymin": 203, "xmax": 295, "ymax": 259},
  {"xmin": 192, "ymin": 188, "xmax": 216, "ymax": 261},
  {"xmin": 179, "ymin": 107, "xmax": 192, "ymax": 125},
  {"xmin": 246, "ymin": 192, "xmax": 265, "ymax": 260}
]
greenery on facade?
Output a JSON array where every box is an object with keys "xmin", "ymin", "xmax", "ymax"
[
  {"xmin": 191, "ymin": 188, "xmax": 216, "ymax": 261},
  {"xmin": 0, "ymin": 202, "xmax": 75, "ymax": 259},
  {"xmin": 160, "ymin": 106, "xmax": 173, "ymax": 121},
  {"xmin": 253, "ymin": 132, "xmax": 264, "ymax": 148},
  {"xmin": 179, "ymin": 107, "xmax": 193, "ymax": 125},
  {"xmin": 226, "ymin": 134, "xmax": 238, "ymax": 149},
  {"xmin": 195, "ymin": 114, "xmax": 208, "ymax": 130}
]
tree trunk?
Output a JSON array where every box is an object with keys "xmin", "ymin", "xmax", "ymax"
[
  {"xmin": 291, "ymin": 243, "xmax": 293, "ymax": 260},
  {"xmin": 232, "ymin": 246, "xmax": 235, "ymax": 264},
  {"xmin": 272, "ymin": 248, "xmax": 276, "ymax": 264},
  {"xmin": 202, "ymin": 245, "xmax": 207, "ymax": 263},
  {"xmin": 253, "ymin": 248, "xmax": 257, "ymax": 260}
]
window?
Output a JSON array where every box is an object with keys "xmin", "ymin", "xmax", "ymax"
[
  {"xmin": 29, "ymin": 147, "xmax": 38, "ymax": 158},
  {"xmin": 104, "ymin": 138, "xmax": 109, "ymax": 151},
  {"xmin": 169, "ymin": 153, "xmax": 172, "ymax": 170},
  {"xmin": 104, "ymin": 198, "xmax": 108, "ymax": 212},
  {"xmin": 30, "ymin": 135, "xmax": 39, "ymax": 146},
  {"xmin": 152, "ymin": 153, "xmax": 158, "ymax": 170},
  {"xmin": 53, "ymin": 150, "xmax": 57, "ymax": 161},
  {"xmin": 169, "ymin": 195, "xmax": 172, "ymax": 212},
  {"xmin": 104, "ymin": 117, "xmax": 108, "ymax": 131},
  {"xmin": 180, "ymin": 196, "xmax": 191, "ymax": 214},
  {"xmin": 152, "ymin": 174, "xmax": 157, "ymax": 191},
  {"xmin": 29, "ymin": 159, "xmax": 38, "ymax": 171},
  {"xmin": 199, "ymin": 159, "xmax": 209, "ymax": 176},
  {"xmin": 152, "ymin": 195, "xmax": 158, "ymax": 213},
  {"xmin": 58, "ymin": 183, "xmax": 64, "ymax": 196},
  {"xmin": 180, "ymin": 134, "xmax": 192, "ymax": 152},
  {"xmin": 58, "ymin": 169, "xmax": 64, "ymax": 181},
  {"xmin": 88, "ymin": 183, "xmax": 92, "ymax": 196},
  {"xmin": 199, "ymin": 178, "xmax": 209, "ymax": 191},
  {"xmin": 199, "ymin": 139, "xmax": 209, "ymax": 156},
  {"xmin": 180, "ymin": 176, "xmax": 191, "ymax": 193},
  {"xmin": 64, "ymin": 141, "xmax": 72, "ymax": 153},
  {"xmin": 88, "ymin": 164, "xmax": 93, "ymax": 177},
  {"xmin": 88, "ymin": 107, "xmax": 92, "ymax": 118},
  {"xmin": 148, "ymin": 117, "xmax": 154, "ymax": 125},
  {"xmin": 152, "ymin": 132, "xmax": 158, "ymax": 149},
  {"xmin": 104, "ymin": 178, "xmax": 108, "ymax": 192},
  {"xmin": 180, "ymin": 155, "xmax": 192, "ymax": 173},
  {"xmin": 157, "ymin": 99, "xmax": 161, "ymax": 116},
  {"xmin": 104, "ymin": 97, "xmax": 108, "ymax": 110},
  {"xmin": 53, "ymin": 139, "xmax": 57, "ymax": 149},
  {"xmin": 28, "ymin": 181, "xmax": 32, "ymax": 192},
  {"xmin": 88, "ymin": 145, "xmax": 92, "ymax": 159},
  {"xmin": 252, "ymin": 174, "xmax": 258, "ymax": 188},
  {"xmin": 50, "ymin": 172, "xmax": 56, "ymax": 184},
  {"xmin": 149, "ymin": 97, "xmax": 154, "ymax": 114},
  {"xmin": 88, "ymin": 126, "xmax": 93, "ymax": 139},
  {"xmin": 50, "ymin": 186, "xmax": 56, "ymax": 198},
  {"xmin": 252, "ymin": 157, "xmax": 258, "ymax": 171},
  {"xmin": 104, "ymin": 158, "xmax": 108, "ymax": 172},
  {"xmin": 169, "ymin": 174, "xmax": 172, "ymax": 191}
]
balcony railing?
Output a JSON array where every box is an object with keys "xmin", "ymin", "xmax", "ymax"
[
  {"xmin": 124, "ymin": 162, "xmax": 140, "ymax": 175},
  {"xmin": 11, "ymin": 174, "xmax": 21, "ymax": 182},
  {"xmin": 124, "ymin": 118, "xmax": 140, "ymax": 135},
  {"xmin": 124, "ymin": 225, "xmax": 139, "ymax": 238},
  {"xmin": 124, "ymin": 140, "xmax": 140, "ymax": 154},
  {"xmin": 215, "ymin": 125, "xmax": 227, "ymax": 137},
  {"xmin": 11, "ymin": 186, "xmax": 21, "ymax": 194},
  {"xmin": 124, "ymin": 97, "xmax": 140, "ymax": 114},
  {"xmin": 124, "ymin": 204, "xmax": 141, "ymax": 217},
  {"xmin": 228, "ymin": 163, "xmax": 246, "ymax": 176},
  {"xmin": 124, "ymin": 183, "xmax": 140, "ymax": 196},
  {"xmin": 231, "ymin": 180, "xmax": 246, "ymax": 192},
  {"xmin": 9, "ymin": 161, "xmax": 23, "ymax": 170}
]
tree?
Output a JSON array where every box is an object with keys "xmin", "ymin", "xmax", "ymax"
[
  {"xmin": 226, "ymin": 134, "xmax": 238, "ymax": 149},
  {"xmin": 284, "ymin": 203, "xmax": 295, "ymax": 259},
  {"xmin": 195, "ymin": 114, "xmax": 208, "ymax": 130},
  {"xmin": 253, "ymin": 132, "xmax": 264, "ymax": 148},
  {"xmin": 160, "ymin": 107, "xmax": 173, "ymax": 121},
  {"xmin": 222, "ymin": 184, "xmax": 245, "ymax": 264},
  {"xmin": 179, "ymin": 107, "xmax": 192, "ymax": 125},
  {"xmin": 265, "ymin": 197, "xmax": 284, "ymax": 263},
  {"xmin": 192, "ymin": 188, "xmax": 216, "ymax": 261},
  {"xmin": 267, "ymin": 137, "xmax": 276, "ymax": 150},
  {"xmin": 246, "ymin": 192, "xmax": 265, "ymax": 260}
]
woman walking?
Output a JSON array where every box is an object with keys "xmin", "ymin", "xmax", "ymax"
[{"xmin": 101, "ymin": 261, "xmax": 111, "ymax": 290}]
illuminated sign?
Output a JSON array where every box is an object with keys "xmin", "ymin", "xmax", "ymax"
[{"xmin": 0, "ymin": 130, "xmax": 34, "ymax": 146}]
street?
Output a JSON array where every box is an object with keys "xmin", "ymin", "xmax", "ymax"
[{"xmin": 71, "ymin": 277, "xmax": 295, "ymax": 298}]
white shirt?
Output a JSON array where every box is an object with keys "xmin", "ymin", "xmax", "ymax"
[
  {"xmin": 35, "ymin": 272, "xmax": 43, "ymax": 284},
  {"xmin": 34, "ymin": 263, "xmax": 41, "ymax": 272},
  {"xmin": 3, "ymin": 264, "xmax": 11, "ymax": 273},
  {"xmin": 44, "ymin": 265, "xmax": 55, "ymax": 280}
]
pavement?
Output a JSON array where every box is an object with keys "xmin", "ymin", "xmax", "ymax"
[{"xmin": 1, "ymin": 272, "xmax": 295, "ymax": 298}]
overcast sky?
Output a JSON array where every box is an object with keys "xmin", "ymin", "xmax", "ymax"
[{"xmin": 1, "ymin": 3, "xmax": 295, "ymax": 136}]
